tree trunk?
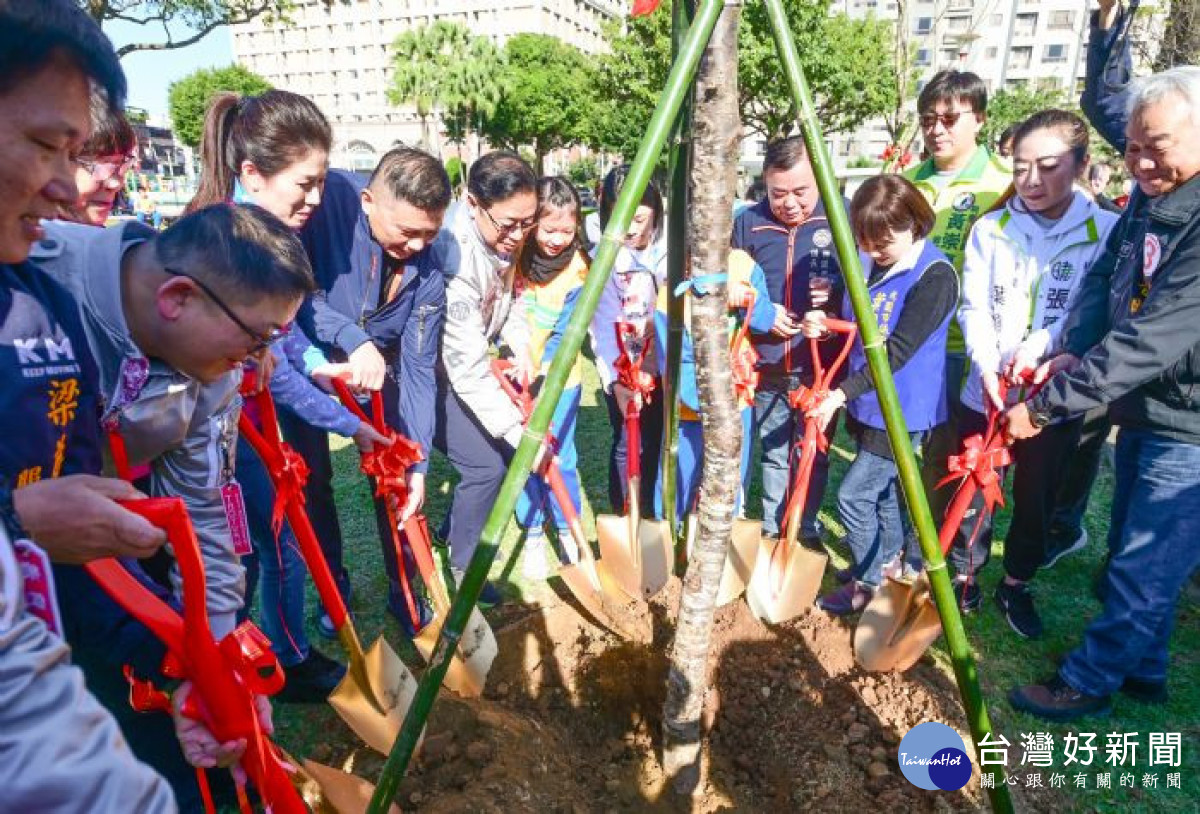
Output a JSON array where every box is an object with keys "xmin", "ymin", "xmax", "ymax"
[
  {"xmin": 1154, "ymin": 0, "xmax": 1200, "ymax": 70},
  {"xmin": 661, "ymin": 0, "xmax": 741, "ymax": 798}
]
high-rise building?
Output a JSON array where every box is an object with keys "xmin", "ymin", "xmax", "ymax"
[{"xmin": 231, "ymin": 0, "xmax": 622, "ymax": 170}]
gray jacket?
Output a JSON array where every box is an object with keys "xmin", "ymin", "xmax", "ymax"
[
  {"xmin": 1031, "ymin": 173, "xmax": 1200, "ymax": 443},
  {"xmin": 32, "ymin": 221, "xmax": 245, "ymax": 637},
  {"xmin": 0, "ymin": 526, "xmax": 176, "ymax": 813}
]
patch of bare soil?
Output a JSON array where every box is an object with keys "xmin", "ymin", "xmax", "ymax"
[{"xmin": 363, "ymin": 575, "xmax": 1031, "ymax": 813}]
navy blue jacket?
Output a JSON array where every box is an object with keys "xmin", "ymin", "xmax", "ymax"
[
  {"xmin": 299, "ymin": 170, "xmax": 445, "ymax": 472},
  {"xmin": 732, "ymin": 198, "xmax": 848, "ymax": 380},
  {"xmin": 1080, "ymin": 6, "xmax": 1135, "ymax": 154},
  {"xmin": 0, "ymin": 259, "xmax": 167, "ymax": 678}
]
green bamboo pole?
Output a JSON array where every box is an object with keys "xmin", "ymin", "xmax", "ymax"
[
  {"xmin": 760, "ymin": 1, "xmax": 1013, "ymax": 811},
  {"xmin": 662, "ymin": 0, "xmax": 694, "ymax": 562},
  {"xmin": 366, "ymin": 2, "xmax": 728, "ymax": 808}
]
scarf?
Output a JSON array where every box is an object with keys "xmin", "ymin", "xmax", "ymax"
[{"xmin": 521, "ymin": 240, "xmax": 578, "ymax": 285}]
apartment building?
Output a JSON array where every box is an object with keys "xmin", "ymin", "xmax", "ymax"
[{"xmin": 231, "ymin": 0, "xmax": 622, "ymax": 170}]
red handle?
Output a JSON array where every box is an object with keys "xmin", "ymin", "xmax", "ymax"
[
  {"xmin": 331, "ymin": 377, "xmax": 370, "ymax": 424},
  {"xmin": 624, "ymin": 403, "xmax": 641, "ymax": 485}
]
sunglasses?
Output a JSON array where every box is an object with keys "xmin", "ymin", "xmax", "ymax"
[
  {"xmin": 481, "ymin": 205, "xmax": 537, "ymax": 238},
  {"xmin": 166, "ymin": 267, "xmax": 287, "ymax": 354},
  {"xmin": 919, "ymin": 110, "xmax": 973, "ymax": 130},
  {"xmin": 76, "ymin": 154, "xmax": 137, "ymax": 182}
]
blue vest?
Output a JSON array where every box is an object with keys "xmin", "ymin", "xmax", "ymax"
[{"xmin": 845, "ymin": 240, "xmax": 951, "ymax": 432}]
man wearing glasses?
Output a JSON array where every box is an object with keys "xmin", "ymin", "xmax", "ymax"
[{"xmin": 903, "ymin": 70, "xmax": 1011, "ymax": 611}]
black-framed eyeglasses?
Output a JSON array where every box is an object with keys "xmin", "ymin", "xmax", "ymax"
[
  {"xmin": 166, "ymin": 267, "xmax": 287, "ymax": 353},
  {"xmin": 919, "ymin": 110, "xmax": 971, "ymax": 131},
  {"xmin": 480, "ymin": 205, "xmax": 537, "ymax": 238}
]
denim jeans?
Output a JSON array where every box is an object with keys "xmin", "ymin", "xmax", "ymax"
[
  {"xmin": 753, "ymin": 384, "xmax": 831, "ymax": 539},
  {"xmin": 1060, "ymin": 429, "xmax": 1200, "ymax": 695},
  {"xmin": 838, "ymin": 436, "xmax": 921, "ymax": 586},
  {"xmin": 516, "ymin": 386, "xmax": 581, "ymax": 530},
  {"xmin": 237, "ymin": 437, "xmax": 309, "ymax": 668}
]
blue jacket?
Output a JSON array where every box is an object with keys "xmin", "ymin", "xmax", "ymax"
[
  {"xmin": 1080, "ymin": 5, "xmax": 1134, "ymax": 154},
  {"xmin": 299, "ymin": 170, "xmax": 445, "ymax": 471},
  {"xmin": 731, "ymin": 198, "xmax": 847, "ymax": 380}
]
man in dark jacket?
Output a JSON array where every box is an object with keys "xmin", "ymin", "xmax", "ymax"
[
  {"xmin": 733, "ymin": 135, "xmax": 846, "ymax": 545},
  {"xmin": 298, "ymin": 148, "xmax": 450, "ymax": 633},
  {"xmin": 1006, "ymin": 65, "xmax": 1200, "ymax": 720}
]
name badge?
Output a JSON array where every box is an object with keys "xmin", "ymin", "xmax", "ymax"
[
  {"xmin": 14, "ymin": 539, "xmax": 62, "ymax": 635},
  {"xmin": 221, "ymin": 482, "xmax": 253, "ymax": 556}
]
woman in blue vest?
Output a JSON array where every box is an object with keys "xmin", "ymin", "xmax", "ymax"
[
  {"xmin": 958, "ymin": 110, "xmax": 1118, "ymax": 638},
  {"xmin": 803, "ymin": 175, "xmax": 959, "ymax": 615}
]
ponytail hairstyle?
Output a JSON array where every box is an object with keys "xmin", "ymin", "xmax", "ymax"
[{"xmin": 187, "ymin": 89, "xmax": 331, "ymax": 213}]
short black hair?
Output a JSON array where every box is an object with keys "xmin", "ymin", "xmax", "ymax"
[
  {"xmin": 369, "ymin": 146, "xmax": 453, "ymax": 213},
  {"xmin": 155, "ymin": 204, "xmax": 315, "ymax": 302},
  {"xmin": 763, "ymin": 135, "xmax": 810, "ymax": 175},
  {"xmin": 0, "ymin": 0, "xmax": 125, "ymax": 114},
  {"xmin": 598, "ymin": 164, "xmax": 664, "ymax": 240},
  {"xmin": 918, "ymin": 70, "xmax": 987, "ymax": 116},
  {"xmin": 467, "ymin": 150, "xmax": 537, "ymax": 208}
]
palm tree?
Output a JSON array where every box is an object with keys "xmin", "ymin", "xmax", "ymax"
[{"xmin": 443, "ymin": 36, "xmax": 506, "ymax": 169}]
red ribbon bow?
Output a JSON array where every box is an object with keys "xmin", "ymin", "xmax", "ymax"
[
  {"xmin": 360, "ymin": 432, "xmax": 425, "ymax": 507},
  {"xmin": 615, "ymin": 352, "xmax": 656, "ymax": 398},
  {"xmin": 788, "ymin": 384, "xmax": 827, "ymax": 414},
  {"xmin": 268, "ymin": 445, "xmax": 310, "ymax": 537},
  {"xmin": 938, "ymin": 433, "xmax": 1012, "ymax": 514}
]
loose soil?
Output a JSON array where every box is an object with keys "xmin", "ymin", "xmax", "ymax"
[{"xmin": 314, "ymin": 576, "xmax": 1060, "ymax": 812}]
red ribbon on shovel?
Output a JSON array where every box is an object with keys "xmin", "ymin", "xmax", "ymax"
[
  {"xmin": 85, "ymin": 498, "xmax": 304, "ymax": 814},
  {"xmin": 730, "ymin": 290, "xmax": 761, "ymax": 407}
]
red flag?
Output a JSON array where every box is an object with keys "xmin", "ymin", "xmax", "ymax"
[{"xmin": 631, "ymin": 0, "xmax": 663, "ymax": 16}]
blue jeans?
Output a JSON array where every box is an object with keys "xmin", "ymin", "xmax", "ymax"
[
  {"xmin": 1060, "ymin": 429, "xmax": 1200, "ymax": 695},
  {"xmin": 838, "ymin": 437, "xmax": 921, "ymax": 586},
  {"xmin": 237, "ymin": 437, "xmax": 309, "ymax": 667},
  {"xmin": 753, "ymin": 385, "xmax": 830, "ymax": 539},
  {"xmin": 516, "ymin": 386, "xmax": 581, "ymax": 530}
]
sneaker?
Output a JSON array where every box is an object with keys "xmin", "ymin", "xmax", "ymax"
[
  {"xmin": 995, "ymin": 580, "xmax": 1044, "ymax": 639},
  {"xmin": 1120, "ymin": 676, "xmax": 1169, "ymax": 704},
  {"xmin": 314, "ymin": 583, "xmax": 353, "ymax": 640},
  {"xmin": 386, "ymin": 587, "xmax": 435, "ymax": 638},
  {"xmin": 953, "ymin": 577, "xmax": 983, "ymax": 613},
  {"xmin": 277, "ymin": 648, "xmax": 347, "ymax": 703},
  {"xmin": 816, "ymin": 581, "xmax": 875, "ymax": 616},
  {"xmin": 1009, "ymin": 675, "xmax": 1111, "ymax": 721},
  {"xmin": 522, "ymin": 530, "xmax": 551, "ymax": 580},
  {"xmin": 1044, "ymin": 528, "xmax": 1088, "ymax": 569},
  {"xmin": 449, "ymin": 567, "xmax": 505, "ymax": 609}
]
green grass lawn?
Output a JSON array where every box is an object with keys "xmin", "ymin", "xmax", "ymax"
[{"xmin": 274, "ymin": 357, "xmax": 1198, "ymax": 810}]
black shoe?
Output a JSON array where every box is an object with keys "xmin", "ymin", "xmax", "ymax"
[
  {"xmin": 449, "ymin": 567, "xmax": 505, "ymax": 609},
  {"xmin": 995, "ymin": 580, "xmax": 1044, "ymax": 639},
  {"xmin": 1120, "ymin": 676, "xmax": 1169, "ymax": 704},
  {"xmin": 277, "ymin": 648, "xmax": 347, "ymax": 703},
  {"xmin": 800, "ymin": 535, "xmax": 825, "ymax": 553},
  {"xmin": 314, "ymin": 582, "xmax": 354, "ymax": 640},
  {"xmin": 953, "ymin": 577, "xmax": 982, "ymax": 613},
  {"xmin": 387, "ymin": 589, "xmax": 435, "ymax": 638},
  {"xmin": 1044, "ymin": 528, "xmax": 1088, "ymax": 569},
  {"xmin": 1009, "ymin": 674, "xmax": 1111, "ymax": 721}
]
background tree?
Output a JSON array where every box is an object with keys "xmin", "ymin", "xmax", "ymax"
[
  {"xmin": 167, "ymin": 63, "xmax": 272, "ymax": 148},
  {"xmin": 662, "ymin": 0, "xmax": 742, "ymax": 797},
  {"xmin": 441, "ymin": 35, "xmax": 506, "ymax": 165},
  {"xmin": 388, "ymin": 21, "xmax": 482, "ymax": 152},
  {"xmin": 1153, "ymin": 0, "xmax": 1200, "ymax": 70},
  {"xmin": 978, "ymin": 84, "xmax": 1065, "ymax": 147},
  {"xmin": 482, "ymin": 34, "xmax": 595, "ymax": 175},
  {"xmin": 82, "ymin": 0, "xmax": 313, "ymax": 57}
]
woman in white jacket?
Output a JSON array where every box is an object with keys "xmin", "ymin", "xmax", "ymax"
[{"xmin": 957, "ymin": 110, "xmax": 1119, "ymax": 637}]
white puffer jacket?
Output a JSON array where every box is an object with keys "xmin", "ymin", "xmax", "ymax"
[{"xmin": 959, "ymin": 190, "xmax": 1118, "ymax": 414}]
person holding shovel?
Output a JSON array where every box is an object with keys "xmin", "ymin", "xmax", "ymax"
[
  {"xmin": 803, "ymin": 175, "xmax": 959, "ymax": 616},
  {"xmin": 957, "ymin": 110, "xmax": 1118, "ymax": 639},
  {"xmin": 513, "ymin": 177, "xmax": 590, "ymax": 578}
]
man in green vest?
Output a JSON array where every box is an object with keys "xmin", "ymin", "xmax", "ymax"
[{"xmin": 904, "ymin": 70, "xmax": 1011, "ymax": 611}]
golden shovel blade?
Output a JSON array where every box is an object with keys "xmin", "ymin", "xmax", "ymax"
[
  {"xmin": 294, "ymin": 758, "xmax": 402, "ymax": 814},
  {"xmin": 328, "ymin": 637, "xmax": 420, "ymax": 756},
  {"xmin": 557, "ymin": 557, "xmax": 651, "ymax": 642},
  {"xmin": 745, "ymin": 536, "xmax": 828, "ymax": 625},
  {"xmin": 595, "ymin": 512, "xmax": 673, "ymax": 601},
  {"xmin": 684, "ymin": 516, "xmax": 762, "ymax": 606},
  {"xmin": 853, "ymin": 574, "xmax": 944, "ymax": 673},
  {"xmin": 412, "ymin": 604, "xmax": 498, "ymax": 698}
]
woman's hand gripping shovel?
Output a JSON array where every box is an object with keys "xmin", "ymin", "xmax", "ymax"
[
  {"xmin": 746, "ymin": 317, "xmax": 857, "ymax": 624},
  {"xmin": 854, "ymin": 372, "xmax": 1034, "ymax": 672},
  {"xmin": 237, "ymin": 385, "xmax": 417, "ymax": 756},
  {"xmin": 492, "ymin": 359, "xmax": 650, "ymax": 641},
  {"xmin": 331, "ymin": 378, "xmax": 497, "ymax": 699},
  {"xmin": 595, "ymin": 322, "xmax": 673, "ymax": 601},
  {"xmin": 85, "ymin": 497, "xmax": 402, "ymax": 813}
]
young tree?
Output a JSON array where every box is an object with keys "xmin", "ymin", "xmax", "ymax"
[
  {"xmin": 167, "ymin": 64, "xmax": 272, "ymax": 148},
  {"xmin": 481, "ymin": 34, "xmax": 595, "ymax": 175},
  {"xmin": 1154, "ymin": 0, "xmax": 1200, "ymax": 70},
  {"xmin": 387, "ymin": 21, "xmax": 485, "ymax": 152},
  {"xmin": 441, "ymin": 36, "xmax": 506, "ymax": 165},
  {"xmin": 83, "ymin": 0, "xmax": 301, "ymax": 57},
  {"xmin": 662, "ymin": 0, "xmax": 742, "ymax": 797},
  {"xmin": 979, "ymin": 85, "xmax": 1065, "ymax": 147}
]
